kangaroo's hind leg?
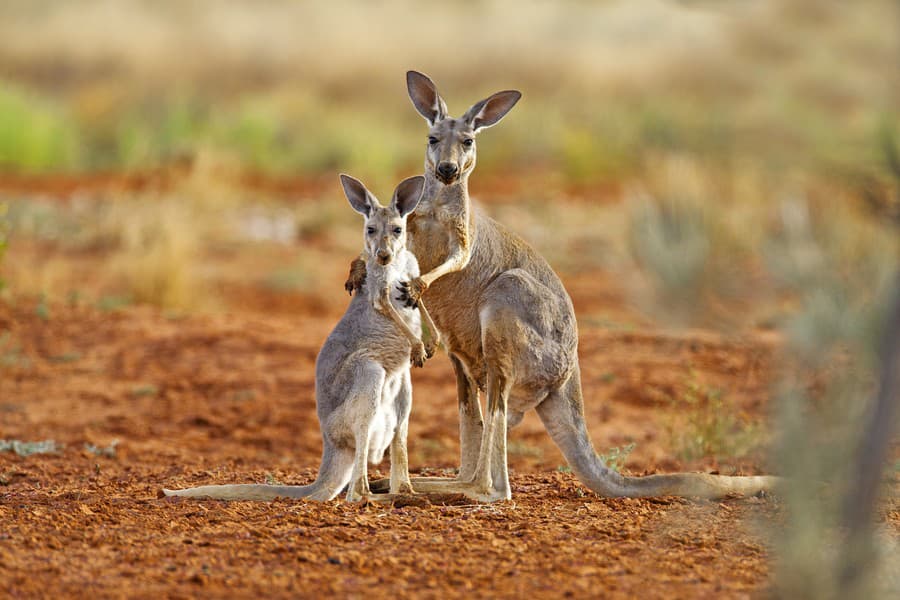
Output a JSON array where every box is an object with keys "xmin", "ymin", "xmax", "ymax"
[
  {"xmin": 410, "ymin": 316, "xmax": 515, "ymax": 502},
  {"xmin": 452, "ymin": 353, "xmax": 484, "ymax": 481},
  {"xmin": 343, "ymin": 361, "xmax": 386, "ymax": 502},
  {"xmin": 388, "ymin": 369, "xmax": 414, "ymax": 494}
]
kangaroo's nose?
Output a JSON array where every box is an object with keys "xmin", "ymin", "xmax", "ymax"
[
  {"xmin": 437, "ymin": 162, "xmax": 458, "ymax": 180},
  {"xmin": 377, "ymin": 250, "xmax": 391, "ymax": 264}
]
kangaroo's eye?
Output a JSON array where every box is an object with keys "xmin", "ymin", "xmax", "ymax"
[
  {"xmin": 393, "ymin": 227, "xmax": 402, "ymax": 235},
  {"xmin": 462, "ymin": 138, "xmax": 474, "ymax": 147},
  {"xmin": 428, "ymin": 136, "xmax": 438, "ymax": 146},
  {"xmin": 366, "ymin": 227, "xmax": 375, "ymax": 235}
]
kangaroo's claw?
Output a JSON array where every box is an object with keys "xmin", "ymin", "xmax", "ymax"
[
  {"xmin": 400, "ymin": 277, "xmax": 428, "ymax": 308},
  {"xmin": 410, "ymin": 343, "xmax": 428, "ymax": 368},
  {"xmin": 396, "ymin": 282, "xmax": 418, "ymax": 309}
]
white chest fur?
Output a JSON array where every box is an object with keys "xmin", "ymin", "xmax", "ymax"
[{"xmin": 366, "ymin": 250, "xmax": 422, "ymax": 333}]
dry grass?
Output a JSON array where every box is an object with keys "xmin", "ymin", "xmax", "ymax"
[{"xmin": 0, "ymin": 1, "xmax": 896, "ymax": 183}]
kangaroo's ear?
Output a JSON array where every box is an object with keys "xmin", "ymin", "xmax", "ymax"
[
  {"xmin": 463, "ymin": 90, "xmax": 521, "ymax": 132},
  {"xmin": 407, "ymin": 70, "xmax": 448, "ymax": 126},
  {"xmin": 392, "ymin": 175, "xmax": 425, "ymax": 218},
  {"xmin": 340, "ymin": 174, "xmax": 378, "ymax": 216}
]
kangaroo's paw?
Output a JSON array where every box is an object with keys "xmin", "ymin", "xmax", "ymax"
[
  {"xmin": 344, "ymin": 258, "xmax": 367, "ymax": 295},
  {"xmin": 396, "ymin": 282, "xmax": 418, "ymax": 309},
  {"xmin": 410, "ymin": 342, "xmax": 428, "ymax": 368},
  {"xmin": 424, "ymin": 338, "xmax": 438, "ymax": 359},
  {"xmin": 398, "ymin": 277, "xmax": 427, "ymax": 308}
]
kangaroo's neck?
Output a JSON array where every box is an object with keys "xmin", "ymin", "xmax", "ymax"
[
  {"xmin": 364, "ymin": 252, "xmax": 410, "ymax": 299},
  {"xmin": 422, "ymin": 172, "xmax": 470, "ymax": 211},
  {"xmin": 364, "ymin": 257, "xmax": 390, "ymax": 298}
]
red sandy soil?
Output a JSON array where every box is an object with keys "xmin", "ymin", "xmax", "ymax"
[{"xmin": 2, "ymin": 293, "xmax": 791, "ymax": 599}]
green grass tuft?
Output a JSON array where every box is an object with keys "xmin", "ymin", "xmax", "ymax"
[
  {"xmin": 597, "ymin": 443, "xmax": 636, "ymax": 473},
  {"xmin": 667, "ymin": 373, "xmax": 761, "ymax": 462}
]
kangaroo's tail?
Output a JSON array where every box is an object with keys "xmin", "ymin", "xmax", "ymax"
[
  {"xmin": 162, "ymin": 443, "xmax": 354, "ymax": 502},
  {"xmin": 536, "ymin": 366, "xmax": 778, "ymax": 499}
]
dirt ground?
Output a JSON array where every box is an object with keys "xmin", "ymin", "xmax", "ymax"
[
  {"xmin": 0, "ymin": 177, "xmax": 896, "ymax": 598},
  {"xmin": 0, "ymin": 295, "xmax": 778, "ymax": 598}
]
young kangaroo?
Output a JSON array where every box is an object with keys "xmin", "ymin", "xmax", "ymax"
[
  {"xmin": 164, "ymin": 174, "xmax": 439, "ymax": 502},
  {"xmin": 350, "ymin": 71, "xmax": 777, "ymax": 502}
]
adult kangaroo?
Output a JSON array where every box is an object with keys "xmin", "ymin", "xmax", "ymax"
[{"xmin": 351, "ymin": 71, "xmax": 776, "ymax": 502}]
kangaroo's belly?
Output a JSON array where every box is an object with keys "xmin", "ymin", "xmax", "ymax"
[
  {"xmin": 414, "ymin": 213, "xmax": 578, "ymax": 396},
  {"xmin": 366, "ymin": 369, "xmax": 406, "ymax": 463}
]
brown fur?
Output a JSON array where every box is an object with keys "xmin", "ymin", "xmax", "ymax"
[{"xmin": 352, "ymin": 71, "xmax": 777, "ymax": 501}]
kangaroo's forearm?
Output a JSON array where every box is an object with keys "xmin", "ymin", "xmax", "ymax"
[
  {"xmin": 375, "ymin": 291, "xmax": 423, "ymax": 345},
  {"xmin": 417, "ymin": 299, "xmax": 440, "ymax": 343},
  {"xmin": 419, "ymin": 224, "xmax": 471, "ymax": 286},
  {"xmin": 345, "ymin": 254, "xmax": 368, "ymax": 294}
]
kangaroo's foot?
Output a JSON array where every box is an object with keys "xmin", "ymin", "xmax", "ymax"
[
  {"xmin": 369, "ymin": 475, "xmax": 457, "ymax": 494},
  {"xmin": 410, "ymin": 476, "xmax": 510, "ymax": 503},
  {"xmin": 349, "ymin": 492, "xmax": 412, "ymax": 504},
  {"xmin": 416, "ymin": 480, "xmax": 509, "ymax": 503}
]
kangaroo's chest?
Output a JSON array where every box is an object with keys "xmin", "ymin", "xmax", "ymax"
[
  {"xmin": 369, "ymin": 256, "xmax": 422, "ymax": 335},
  {"xmin": 387, "ymin": 291, "xmax": 421, "ymax": 331},
  {"xmin": 408, "ymin": 205, "xmax": 456, "ymax": 273}
]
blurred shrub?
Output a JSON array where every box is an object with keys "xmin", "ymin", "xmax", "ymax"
[
  {"xmin": 0, "ymin": 85, "xmax": 79, "ymax": 172},
  {"xmin": 765, "ymin": 195, "xmax": 898, "ymax": 599},
  {"xmin": 626, "ymin": 155, "xmax": 900, "ymax": 597}
]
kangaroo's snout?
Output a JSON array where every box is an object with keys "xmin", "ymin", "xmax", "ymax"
[
  {"xmin": 377, "ymin": 249, "xmax": 392, "ymax": 265},
  {"xmin": 436, "ymin": 162, "xmax": 459, "ymax": 183}
]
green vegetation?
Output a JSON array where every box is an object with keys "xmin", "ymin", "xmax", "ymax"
[
  {"xmin": 84, "ymin": 440, "xmax": 119, "ymax": 458},
  {"xmin": 0, "ymin": 2, "xmax": 894, "ymax": 186},
  {"xmin": 130, "ymin": 384, "xmax": 159, "ymax": 398},
  {"xmin": 0, "ymin": 331, "xmax": 28, "ymax": 369},
  {"xmin": 507, "ymin": 440, "xmax": 544, "ymax": 459},
  {"xmin": 597, "ymin": 443, "xmax": 636, "ymax": 473},
  {"xmin": 0, "ymin": 82, "xmax": 894, "ymax": 187},
  {"xmin": 0, "ymin": 86, "xmax": 78, "ymax": 173},
  {"xmin": 34, "ymin": 292, "xmax": 50, "ymax": 321},
  {"xmin": 0, "ymin": 439, "xmax": 62, "ymax": 456},
  {"xmin": 667, "ymin": 374, "xmax": 761, "ymax": 462}
]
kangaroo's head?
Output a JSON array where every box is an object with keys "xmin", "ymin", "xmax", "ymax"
[
  {"xmin": 406, "ymin": 70, "xmax": 521, "ymax": 186},
  {"xmin": 340, "ymin": 174, "xmax": 425, "ymax": 266}
]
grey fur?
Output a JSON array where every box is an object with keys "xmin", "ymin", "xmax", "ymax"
[{"xmin": 163, "ymin": 175, "xmax": 438, "ymax": 502}]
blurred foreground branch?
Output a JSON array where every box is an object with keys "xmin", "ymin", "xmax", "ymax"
[{"xmin": 840, "ymin": 272, "xmax": 900, "ymax": 593}]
